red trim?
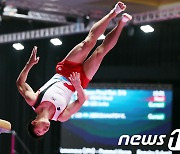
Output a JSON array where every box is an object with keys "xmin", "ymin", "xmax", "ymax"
[{"xmin": 63, "ymin": 83, "xmax": 75, "ymax": 91}]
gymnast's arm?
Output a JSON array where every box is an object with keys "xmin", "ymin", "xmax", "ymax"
[
  {"xmin": 58, "ymin": 72, "xmax": 86, "ymax": 122},
  {"xmin": 16, "ymin": 46, "xmax": 39, "ymax": 106}
]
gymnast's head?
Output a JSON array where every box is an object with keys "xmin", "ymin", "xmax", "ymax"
[{"xmin": 27, "ymin": 118, "xmax": 50, "ymax": 139}]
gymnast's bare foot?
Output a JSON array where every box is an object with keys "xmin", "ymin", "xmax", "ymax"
[
  {"xmin": 110, "ymin": 1, "xmax": 126, "ymax": 15},
  {"xmin": 121, "ymin": 13, "xmax": 132, "ymax": 23}
]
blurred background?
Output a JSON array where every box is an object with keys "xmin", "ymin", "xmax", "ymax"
[{"xmin": 0, "ymin": 0, "xmax": 180, "ymax": 154}]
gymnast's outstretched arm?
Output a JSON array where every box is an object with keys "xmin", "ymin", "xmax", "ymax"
[{"xmin": 16, "ymin": 46, "xmax": 39, "ymax": 106}]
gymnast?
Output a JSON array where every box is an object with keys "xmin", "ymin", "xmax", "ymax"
[{"xmin": 16, "ymin": 1, "xmax": 132, "ymax": 138}]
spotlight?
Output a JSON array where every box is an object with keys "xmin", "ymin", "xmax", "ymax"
[
  {"xmin": 12, "ymin": 43, "xmax": 24, "ymax": 50},
  {"xmin": 98, "ymin": 34, "xmax": 105, "ymax": 40},
  {"xmin": 140, "ymin": 25, "xmax": 154, "ymax": 33},
  {"xmin": 50, "ymin": 38, "xmax": 62, "ymax": 46}
]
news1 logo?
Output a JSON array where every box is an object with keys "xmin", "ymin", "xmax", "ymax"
[{"xmin": 118, "ymin": 129, "xmax": 180, "ymax": 151}]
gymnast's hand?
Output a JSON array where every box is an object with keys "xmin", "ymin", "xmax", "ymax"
[
  {"xmin": 68, "ymin": 72, "xmax": 81, "ymax": 89},
  {"xmin": 27, "ymin": 46, "xmax": 40, "ymax": 66}
]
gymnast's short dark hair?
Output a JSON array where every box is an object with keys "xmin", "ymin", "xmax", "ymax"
[{"xmin": 27, "ymin": 120, "xmax": 43, "ymax": 140}]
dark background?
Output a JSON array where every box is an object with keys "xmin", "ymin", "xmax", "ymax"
[{"xmin": 0, "ymin": 17, "xmax": 180, "ymax": 154}]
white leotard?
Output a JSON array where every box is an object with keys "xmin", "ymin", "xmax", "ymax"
[{"xmin": 32, "ymin": 74, "xmax": 74, "ymax": 121}]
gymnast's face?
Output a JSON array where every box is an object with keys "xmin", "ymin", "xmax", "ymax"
[{"xmin": 31, "ymin": 119, "xmax": 50, "ymax": 136}]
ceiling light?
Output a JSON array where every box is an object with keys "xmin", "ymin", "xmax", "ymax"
[
  {"xmin": 140, "ymin": 25, "xmax": 154, "ymax": 33},
  {"xmin": 12, "ymin": 43, "xmax": 24, "ymax": 50},
  {"xmin": 98, "ymin": 34, "xmax": 105, "ymax": 40},
  {"xmin": 50, "ymin": 38, "xmax": 62, "ymax": 46}
]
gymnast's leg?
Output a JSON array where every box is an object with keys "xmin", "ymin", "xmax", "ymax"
[
  {"xmin": 64, "ymin": 1, "xmax": 127, "ymax": 64},
  {"xmin": 83, "ymin": 13, "xmax": 132, "ymax": 80}
]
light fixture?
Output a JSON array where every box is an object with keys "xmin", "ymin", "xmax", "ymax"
[
  {"xmin": 98, "ymin": 34, "xmax": 105, "ymax": 40},
  {"xmin": 140, "ymin": 25, "xmax": 154, "ymax": 33},
  {"xmin": 50, "ymin": 38, "xmax": 62, "ymax": 46},
  {"xmin": 12, "ymin": 43, "xmax": 24, "ymax": 50}
]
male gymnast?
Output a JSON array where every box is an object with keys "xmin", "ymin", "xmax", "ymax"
[{"xmin": 16, "ymin": 1, "xmax": 132, "ymax": 138}]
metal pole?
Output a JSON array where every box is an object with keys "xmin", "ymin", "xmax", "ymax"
[
  {"xmin": 11, "ymin": 131, "xmax": 16, "ymax": 154},
  {"xmin": 1, "ymin": 130, "xmax": 31, "ymax": 154}
]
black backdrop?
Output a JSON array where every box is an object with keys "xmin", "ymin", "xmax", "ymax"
[{"xmin": 0, "ymin": 18, "xmax": 180, "ymax": 154}]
